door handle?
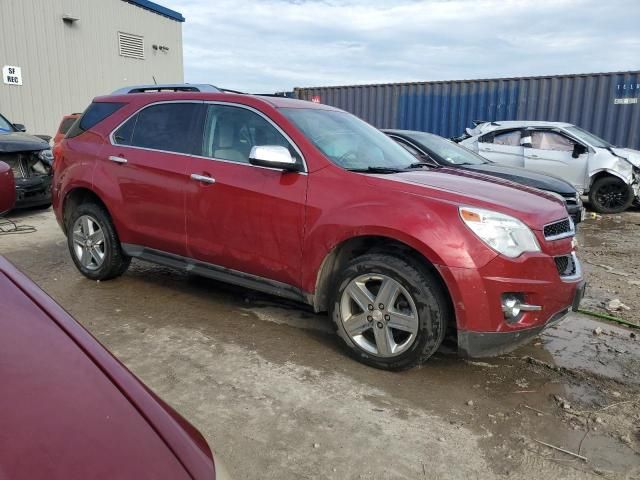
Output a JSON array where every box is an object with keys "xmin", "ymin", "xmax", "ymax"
[
  {"xmin": 190, "ymin": 173, "xmax": 216, "ymax": 184},
  {"xmin": 108, "ymin": 156, "xmax": 128, "ymax": 164},
  {"xmin": 484, "ymin": 147, "xmax": 492, "ymax": 151},
  {"xmin": 529, "ymin": 154, "xmax": 539, "ymax": 158}
]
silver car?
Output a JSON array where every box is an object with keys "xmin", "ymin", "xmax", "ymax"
[{"xmin": 459, "ymin": 121, "xmax": 640, "ymax": 213}]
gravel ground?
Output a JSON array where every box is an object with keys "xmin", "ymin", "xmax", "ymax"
[{"xmin": 1, "ymin": 207, "xmax": 639, "ymax": 479}]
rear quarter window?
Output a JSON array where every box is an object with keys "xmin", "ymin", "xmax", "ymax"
[{"xmin": 66, "ymin": 102, "xmax": 125, "ymax": 138}]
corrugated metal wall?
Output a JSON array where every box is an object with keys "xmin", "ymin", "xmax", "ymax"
[
  {"xmin": 294, "ymin": 71, "xmax": 640, "ymax": 149},
  {"xmin": 0, "ymin": 0, "xmax": 184, "ymax": 136}
]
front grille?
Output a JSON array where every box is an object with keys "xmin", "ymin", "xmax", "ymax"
[
  {"xmin": 561, "ymin": 193, "xmax": 579, "ymax": 206},
  {"xmin": 554, "ymin": 254, "xmax": 577, "ymax": 277},
  {"xmin": 544, "ymin": 218, "xmax": 573, "ymax": 239},
  {"xmin": 0, "ymin": 153, "xmax": 26, "ymax": 178}
]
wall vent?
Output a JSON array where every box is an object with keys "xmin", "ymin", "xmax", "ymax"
[{"xmin": 118, "ymin": 32, "xmax": 144, "ymax": 60}]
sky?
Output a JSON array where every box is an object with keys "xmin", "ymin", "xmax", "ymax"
[{"xmin": 169, "ymin": 0, "xmax": 640, "ymax": 93}]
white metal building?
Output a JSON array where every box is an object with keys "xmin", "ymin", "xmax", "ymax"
[{"xmin": 0, "ymin": 0, "xmax": 185, "ymax": 136}]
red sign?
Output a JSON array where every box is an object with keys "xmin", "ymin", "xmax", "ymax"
[{"xmin": 311, "ymin": 96, "xmax": 321, "ymax": 103}]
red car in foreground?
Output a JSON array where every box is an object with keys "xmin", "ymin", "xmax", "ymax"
[
  {"xmin": 0, "ymin": 253, "xmax": 229, "ymax": 479},
  {"xmin": 0, "ymin": 160, "xmax": 15, "ymax": 213},
  {"xmin": 0, "ymin": 168, "xmax": 226, "ymax": 479},
  {"xmin": 53, "ymin": 85, "xmax": 585, "ymax": 370}
]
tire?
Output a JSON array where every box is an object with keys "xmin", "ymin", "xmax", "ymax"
[
  {"xmin": 66, "ymin": 202, "xmax": 130, "ymax": 280},
  {"xmin": 588, "ymin": 176, "xmax": 634, "ymax": 214},
  {"xmin": 330, "ymin": 253, "xmax": 449, "ymax": 370}
]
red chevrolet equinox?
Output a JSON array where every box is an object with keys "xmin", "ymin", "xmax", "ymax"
[{"xmin": 53, "ymin": 85, "xmax": 585, "ymax": 370}]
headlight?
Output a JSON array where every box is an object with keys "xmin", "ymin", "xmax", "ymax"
[
  {"xmin": 459, "ymin": 207, "xmax": 540, "ymax": 258},
  {"xmin": 38, "ymin": 149, "xmax": 54, "ymax": 164}
]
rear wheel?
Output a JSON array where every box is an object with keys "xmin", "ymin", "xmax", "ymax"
[
  {"xmin": 589, "ymin": 176, "xmax": 634, "ymax": 214},
  {"xmin": 67, "ymin": 202, "xmax": 130, "ymax": 280},
  {"xmin": 331, "ymin": 253, "xmax": 449, "ymax": 370}
]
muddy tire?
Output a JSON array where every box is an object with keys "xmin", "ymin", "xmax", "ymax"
[
  {"xmin": 330, "ymin": 253, "xmax": 449, "ymax": 370},
  {"xmin": 66, "ymin": 202, "xmax": 130, "ymax": 281},
  {"xmin": 589, "ymin": 176, "xmax": 634, "ymax": 214}
]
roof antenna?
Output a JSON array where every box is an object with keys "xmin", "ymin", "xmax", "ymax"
[{"xmin": 152, "ymin": 75, "xmax": 157, "ymax": 85}]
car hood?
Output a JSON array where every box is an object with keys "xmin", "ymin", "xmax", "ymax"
[
  {"xmin": 376, "ymin": 167, "xmax": 568, "ymax": 230},
  {"xmin": 0, "ymin": 257, "xmax": 214, "ymax": 480},
  {"xmin": 0, "ymin": 131, "xmax": 50, "ymax": 152},
  {"xmin": 609, "ymin": 147, "xmax": 640, "ymax": 168},
  {"xmin": 459, "ymin": 163, "xmax": 576, "ymax": 195}
]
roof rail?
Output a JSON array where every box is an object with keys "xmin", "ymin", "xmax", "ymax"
[
  {"xmin": 111, "ymin": 84, "xmax": 221, "ymax": 94},
  {"xmin": 472, "ymin": 119, "xmax": 501, "ymax": 126},
  {"xmin": 220, "ymin": 88, "xmax": 247, "ymax": 94}
]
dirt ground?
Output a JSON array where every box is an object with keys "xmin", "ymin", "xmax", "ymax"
[
  {"xmin": 578, "ymin": 207, "xmax": 640, "ymax": 324},
  {"xmin": 2, "ymin": 208, "xmax": 640, "ymax": 480}
]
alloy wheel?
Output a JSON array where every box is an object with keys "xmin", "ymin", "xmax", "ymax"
[
  {"xmin": 72, "ymin": 215, "xmax": 106, "ymax": 271},
  {"xmin": 340, "ymin": 274, "xmax": 419, "ymax": 357},
  {"xmin": 596, "ymin": 182, "xmax": 630, "ymax": 210}
]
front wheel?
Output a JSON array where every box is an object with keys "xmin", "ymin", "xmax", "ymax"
[
  {"xmin": 589, "ymin": 176, "xmax": 634, "ymax": 214},
  {"xmin": 331, "ymin": 253, "xmax": 449, "ymax": 370}
]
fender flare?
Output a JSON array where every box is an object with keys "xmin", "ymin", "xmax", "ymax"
[
  {"xmin": 588, "ymin": 168, "xmax": 632, "ymax": 189},
  {"xmin": 60, "ymin": 184, "xmax": 113, "ymax": 234}
]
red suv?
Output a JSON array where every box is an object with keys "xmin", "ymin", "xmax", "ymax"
[{"xmin": 53, "ymin": 85, "xmax": 585, "ymax": 370}]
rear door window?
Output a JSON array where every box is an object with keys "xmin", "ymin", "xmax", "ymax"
[{"xmin": 113, "ymin": 103, "xmax": 201, "ymax": 154}]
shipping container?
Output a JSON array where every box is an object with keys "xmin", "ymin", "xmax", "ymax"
[{"xmin": 294, "ymin": 71, "xmax": 640, "ymax": 149}]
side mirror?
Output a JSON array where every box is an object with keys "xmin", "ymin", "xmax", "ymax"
[
  {"xmin": 572, "ymin": 143, "xmax": 587, "ymax": 158},
  {"xmin": 0, "ymin": 161, "xmax": 16, "ymax": 215},
  {"xmin": 249, "ymin": 145, "xmax": 300, "ymax": 171},
  {"xmin": 12, "ymin": 123, "xmax": 26, "ymax": 132}
]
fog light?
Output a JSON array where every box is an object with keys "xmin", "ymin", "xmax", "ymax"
[
  {"xmin": 501, "ymin": 293, "xmax": 542, "ymax": 321},
  {"xmin": 502, "ymin": 296, "xmax": 521, "ymax": 319}
]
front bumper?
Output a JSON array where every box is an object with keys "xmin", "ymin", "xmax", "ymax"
[
  {"xmin": 438, "ymin": 249, "xmax": 585, "ymax": 358},
  {"xmin": 14, "ymin": 175, "xmax": 52, "ymax": 208},
  {"xmin": 458, "ymin": 280, "xmax": 585, "ymax": 357}
]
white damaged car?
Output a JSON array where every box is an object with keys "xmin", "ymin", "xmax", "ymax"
[{"xmin": 458, "ymin": 121, "xmax": 640, "ymax": 213}]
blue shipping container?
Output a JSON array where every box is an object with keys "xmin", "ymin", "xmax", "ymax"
[{"xmin": 294, "ymin": 71, "xmax": 640, "ymax": 149}]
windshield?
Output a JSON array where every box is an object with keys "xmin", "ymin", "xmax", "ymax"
[
  {"xmin": 0, "ymin": 114, "xmax": 14, "ymax": 133},
  {"xmin": 405, "ymin": 132, "xmax": 488, "ymax": 165},
  {"xmin": 565, "ymin": 126, "xmax": 612, "ymax": 148},
  {"xmin": 280, "ymin": 108, "xmax": 418, "ymax": 170}
]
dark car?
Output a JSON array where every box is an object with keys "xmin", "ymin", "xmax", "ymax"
[
  {"xmin": 0, "ymin": 112, "xmax": 53, "ymax": 209},
  {"xmin": 384, "ymin": 129, "xmax": 584, "ymax": 225}
]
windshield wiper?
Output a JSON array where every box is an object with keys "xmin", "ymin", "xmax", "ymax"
[
  {"xmin": 347, "ymin": 166, "xmax": 404, "ymax": 174},
  {"xmin": 406, "ymin": 162, "xmax": 439, "ymax": 169}
]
